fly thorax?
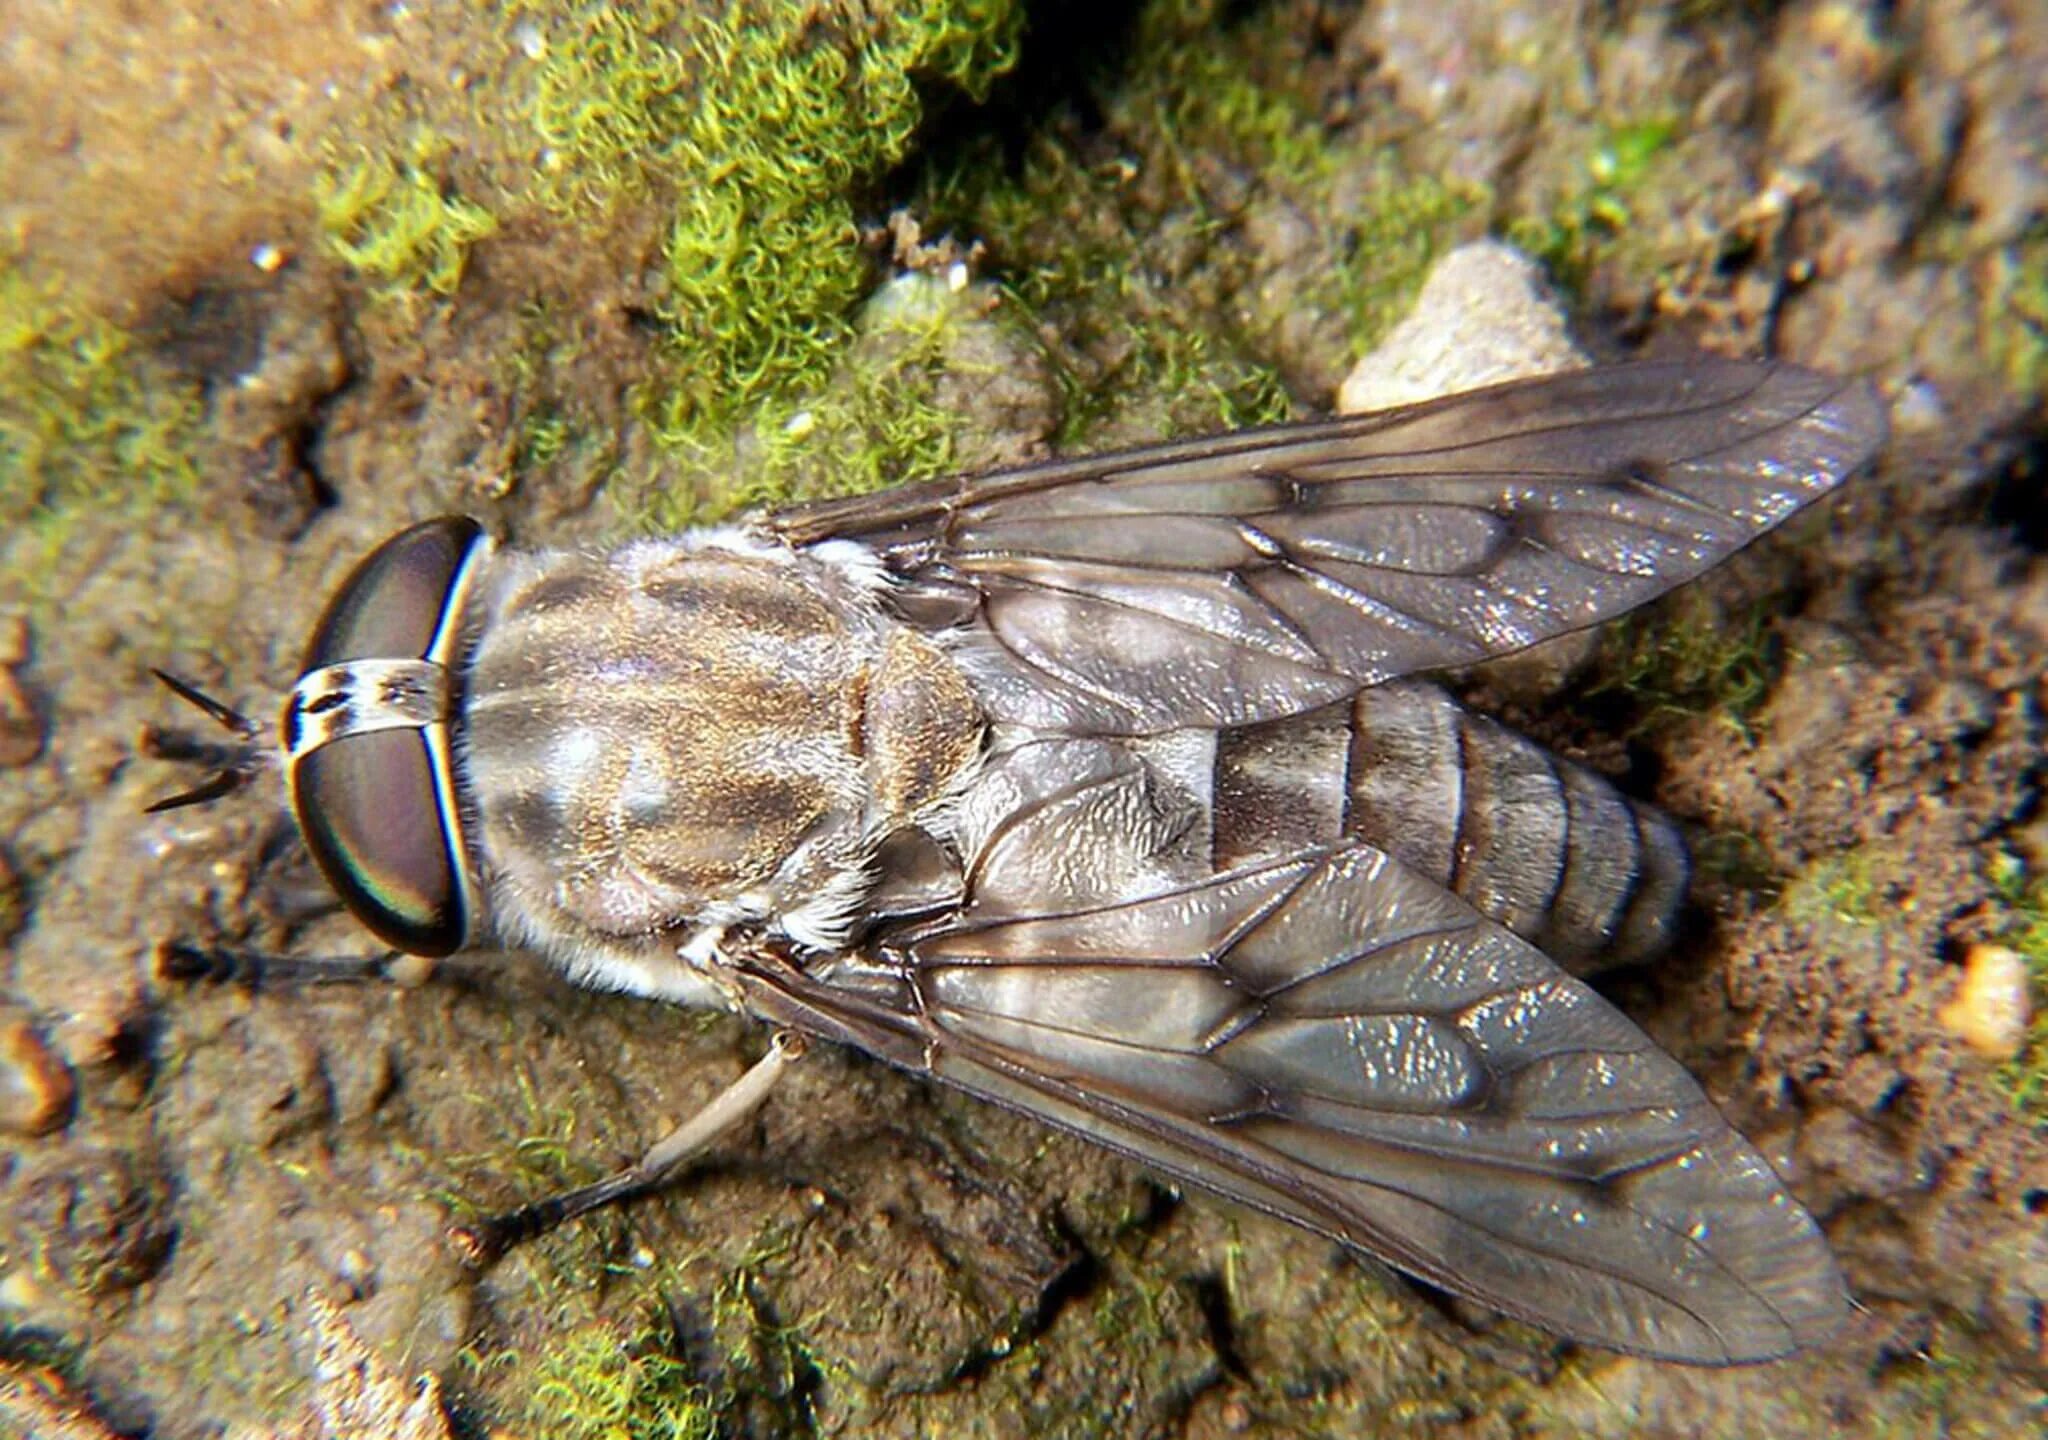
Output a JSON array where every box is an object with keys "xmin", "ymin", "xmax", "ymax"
[
  {"xmin": 859, "ymin": 627, "xmax": 984, "ymax": 829},
  {"xmin": 458, "ymin": 536, "xmax": 976, "ymax": 955}
]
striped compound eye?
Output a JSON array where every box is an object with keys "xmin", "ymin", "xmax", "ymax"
[{"xmin": 282, "ymin": 518, "xmax": 492, "ymax": 957}]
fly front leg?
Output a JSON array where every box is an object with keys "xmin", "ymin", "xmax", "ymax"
[
  {"xmin": 449, "ymin": 1028, "xmax": 808, "ymax": 1266},
  {"xmin": 155, "ymin": 939, "xmax": 437, "ymax": 990}
]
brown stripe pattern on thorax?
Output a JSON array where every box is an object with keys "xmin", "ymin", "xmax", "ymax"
[{"xmin": 462, "ymin": 543, "xmax": 870, "ymax": 941}]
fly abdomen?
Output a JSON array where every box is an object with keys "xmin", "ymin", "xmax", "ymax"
[
  {"xmin": 1212, "ymin": 682, "xmax": 1687, "ymax": 974},
  {"xmin": 1347, "ymin": 681, "xmax": 1686, "ymax": 971}
]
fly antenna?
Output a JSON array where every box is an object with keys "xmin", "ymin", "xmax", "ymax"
[{"xmin": 141, "ymin": 668, "xmax": 270, "ymax": 813}]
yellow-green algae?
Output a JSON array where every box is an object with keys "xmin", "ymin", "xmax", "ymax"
[
  {"xmin": 1981, "ymin": 227, "xmax": 2047, "ymax": 398},
  {"xmin": 314, "ymin": 138, "xmax": 499, "ymax": 298},
  {"xmin": 1590, "ymin": 587, "xmax": 1786, "ymax": 737},
  {"xmin": 0, "ymin": 254, "xmax": 201, "ymax": 537},
  {"xmin": 1507, "ymin": 114, "xmax": 1683, "ymax": 293},
  {"xmin": 1783, "ymin": 845, "xmax": 1890, "ymax": 929},
  {"xmin": 514, "ymin": 0, "xmax": 1024, "ymax": 440},
  {"xmin": 522, "ymin": 1316, "xmax": 719, "ymax": 1440},
  {"xmin": 1986, "ymin": 851, "xmax": 2048, "ymax": 1125}
]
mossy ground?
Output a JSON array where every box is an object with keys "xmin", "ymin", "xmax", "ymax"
[
  {"xmin": 1589, "ymin": 588, "xmax": 1787, "ymax": 738},
  {"xmin": 1985, "ymin": 852, "xmax": 2048, "ymax": 1125},
  {"xmin": 1505, "ymin": 114, "xmax": 1683, "ymax": 295},
  {"xmin": 2, "ymin": 2, "xmax": 2044, "ymax": 1438},
  {"xmin": 314, "ymin": 139, "xmax": 499, "ymax": 299},
  {"xmin": 1981, "ymin": 228, "xmax": 2048, "ymax": 397},
  {"xmin": 0, "ymin": 256, "xmax": 203, "ymax": 555}
]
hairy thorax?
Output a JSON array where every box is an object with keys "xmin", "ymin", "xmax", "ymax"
[{"xmin": 458, "ymin": 534, "xmax": 982, "ymax": 967}]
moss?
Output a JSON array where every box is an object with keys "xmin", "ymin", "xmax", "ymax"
[
  {"xmin": 314, "ymin": 138, "xmax": 499, "ymax": 297},
  {"xmin": 522, "ymin": 1316, "xmax": 720, "ymax": 1440},
  {"xmin": 1333, "ymin": 167, "xmax": 1488, "ymax": 351},
  {"xmin": 518, "ymin": 409, "xmax": 574, "ymax": 471},
  {"xmin": 946, "ymin": 144, "xmax": 1295, "ymax": 447},
  {"xmin": 1980, "ymin": 228, "xmax": 2047, "ymax": 397},
  {"xmin": 1782, "ymin": 847, "xmax": 1887, "ymax": 928},
  {"xmin": 1121, "ymin": 1, "xmax": 1340, "ymax": 191},
  {"xmin": 1589, "ymin": 588, "xmax": 1784, "ymax": 736},
  {"xmin": 0, "ymin": 256, "xmax": 201, "ymax": 536},
  {"xmin": 517, "ymin": 0, "xmax": 1023, "ymax": 443},
  {"xmin": 740, "ymin": 285, "xmax": 966, "ymax": 503},
  {"xmin": 508, "ymin": 0, "xmax": 1475, "ymax": 531},
  {"xmin": 1506, "ymin": 114, "xmax": 1681, "ymax": 293},
  {"xmin": 609, "ymin": 268, "xmax": 1013, "ymax": 532},
  {"xmin": 911, "ymin": 0, "xmax": 1482, "ymax": 462},
  {"xmin": 1693, "ymin": 830, "xmax": 1780, "ymax": 895},
  {"xmin": 1985, "ymin": 851, "xmax": 2048, "ymax": 1125},
  {"xmin": 916, "ymin": 136, "xmax": 1288, "ymax": 454},
  {"xmin": 1105, "ymin": 0, "xmax": 1480, "ymax": 356}
]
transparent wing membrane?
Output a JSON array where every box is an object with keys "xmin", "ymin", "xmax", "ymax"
[
  {"xmin": 776, "ymin": 361, "xmax": 1885, "ymax": 734},
  {"xmin": 737, "ymin": 842, "xmax": 1847, "ymax": 1363}
]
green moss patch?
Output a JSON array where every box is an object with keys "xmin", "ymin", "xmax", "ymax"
[
  {"xmin": 1506, "ymin": 114, "xmax": 1682, "ymax": 293},
  {"xmin": 517, "ymin": 0, "xmax": 1023, "ymax": 440},
  {"xmin": 1986, "ymin": 852, "xmax": 2048, "ymax": 1125},
  {"xmin": 1783, "ymin": 847, "xmax": 1889, "ymax": 929},
  {"xmin": 1589, "ymin": 588, "xmax": 1785, "ymax": 737},
  {"xmin": 314, "ymin": 139, "xmax": 499, "ymax": 298},
  {"xmin": 0, "ymin": 256, "xmax": 201, "ymax": 539},
  {"xmin": 914, "ymin": 7, "xmax": 1475, "ymax": 454},
  {"xmin": 520, "ymin": 1316, "xmax": 719, "ymax": 1440}
]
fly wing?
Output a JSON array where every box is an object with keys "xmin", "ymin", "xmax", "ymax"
[
  {"xmin": 734, "ymin": 841, "xmax": 1846, "ymax": 1364},
  {"xmin": 770, "ymin": 361, "xmax": 1885, "ymax": 732}
]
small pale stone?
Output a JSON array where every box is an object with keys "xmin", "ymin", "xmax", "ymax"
[
  {"xmin": 0, "ymin": 1270, "xmax": 43, "ymax": 1310},
  {"xmin": 1338, "ymin": 240, "xmax": 1586, "ymax": 415},
  {"xmin": 1892, "ymin": 378, "xmax": 1945, "ymax": 434},
  {"xmin": 335, "ymin": 1246, "xmax": 375, "ymax": 1299},
  {"xmin": 1937, "ymin": 943, "xmax": 2033, "ymax": 1059},
  {"xmin": 0, "ymin": 1015, "xmax": 77, "ymax": 1136}
]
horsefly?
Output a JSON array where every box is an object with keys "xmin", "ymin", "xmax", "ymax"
[{"xmin": 152, "ymin": 360, "xmax": 1885, "ymax": 1364}]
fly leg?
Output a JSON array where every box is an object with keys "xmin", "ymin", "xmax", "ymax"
[
  {"xmin": 156, "ymin": 939, "xmax": 433, "ymax": 989},
  {"xmin": 449, "ymin": 1029, "xmax": 808, "ymax": 1266}
]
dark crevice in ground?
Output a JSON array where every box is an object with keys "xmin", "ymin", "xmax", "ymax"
[{"xmin": 1985, "ymin": 419, "xmax": 2046, "ymax": 552}]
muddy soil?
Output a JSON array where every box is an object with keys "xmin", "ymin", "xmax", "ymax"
[{"xmin": 2, "ymin": 2, "xmax": 2043, "ymax": 1437}]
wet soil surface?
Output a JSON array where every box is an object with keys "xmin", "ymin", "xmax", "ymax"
[{"xmin": 2, "ymin": 2, "xmax": 2043, "ymax": 1437}]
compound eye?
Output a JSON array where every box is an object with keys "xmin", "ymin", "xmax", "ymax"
[
  {"xmin": 304, "ymin": 517, "xmax": 484, "ymax": 670},
  {"xmin": 292, "ymin": 728, "xmax": 467, "ymax": 956}
]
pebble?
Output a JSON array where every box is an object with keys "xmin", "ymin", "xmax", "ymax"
[
  {"xmin": 1937, "ymin": 943, "xmax": 2033, "ymax": 1059},
  {"xmin": 1892, "ymin": 377, "xmax": 1945, "ymax": 433},
  {"xmin": 1337, "ymin": 240, "xmax": 1585, "ymax": 415},
  {"xmin": 0, "ymin": 1014, "xmax": 77, "ymax": 1136}
]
